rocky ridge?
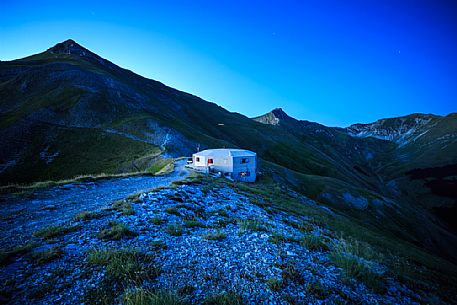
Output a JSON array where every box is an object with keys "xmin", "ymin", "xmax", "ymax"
[{"xmin": 346, "ymin": 114, "xmax": 438, "ymax": 145}]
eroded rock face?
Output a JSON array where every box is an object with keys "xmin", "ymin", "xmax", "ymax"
[{"xmin": 346, "ymin": 114, "xmax": 436, "ymax": 145}]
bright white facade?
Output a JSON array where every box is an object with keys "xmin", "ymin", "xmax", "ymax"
[{"xmin": 191, "ymin": 148, "xmax": 257, "ymax": 182}]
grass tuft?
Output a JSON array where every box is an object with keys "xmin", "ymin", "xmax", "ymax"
[
  {"xmin": 98, "ymin": 221, "xmax": 137, "ymax": 240},
  {"xmin": 150, "ymin": 217, "xmax": 167, "ymax": 225},
  {"xmin": 281, "ymin": 264, "xmax": 304, "ymax": 285},
  {"xmin": 31, "ymin": 246, "xmax": 63, "ymax": 264},
  {"xmin": 165, "ymin": 207, "xmax": 181, "ymax": 216},
  {"xmin": 300, "ymin": 234, "xmax": 329, "ymax": 251},
  {"xmin": 34, "ymin": 224, "xmax": 80, "ymax": 239},
  {"xmin": 75, "ymin": 210, "xmax": 99, "ymax": 221},
  {"xmin": 0, "ymin": 242, "xmax": 40, "ymax": 266},
  {"xmin": 330, "ymin": 251, "xmax": 385, "ymax": 291},
  {"xmin": 166, "ymin": 225, "xmax": 184, "ymax": 236},
  {"xmin": 202, "ymin": 230, "xmax": 226, "ymax": 241},
  {"xmin": 150, "ymin": 240, "xmax": 167, "ymax": 251},
  {"xmin": 123, "ymin": 289, "xmax": 186, "ymax": 305},
  {"xmin": 266, "ymin": 278, "xmax": 282, "ymax": 292},
  {"xmin": 268, "ymin": 232, "xmax": 298, "ymax": 244},
  {"xmin": 184, "ymin": 220, "xmax": 205, "ymax": 228},
  {"xmin": 113, "ymin": 200, "xmax": 135, "ymax": 215},
  {"xmin": 87, "ymin": 248, "xmax": 160, "ymax": 284},
  {"xmin": 238, "ymin": 219, "xmax": 269, "ymax": 232}
]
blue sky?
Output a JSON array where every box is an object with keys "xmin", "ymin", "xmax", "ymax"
[{"xmin": 1, "ymin": 0, "xmax": 456, "ymax": 126}]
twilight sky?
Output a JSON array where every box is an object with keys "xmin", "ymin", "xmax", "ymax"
[{"xmin": 1, "ymin": 0, "xmax": 456, "ymax": 126}]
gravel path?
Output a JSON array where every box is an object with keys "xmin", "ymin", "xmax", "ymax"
[{"xmin": 0, "ymin": 160, "xmax": 188, "ymax": 248}]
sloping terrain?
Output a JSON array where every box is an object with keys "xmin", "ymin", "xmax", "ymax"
[
  {"xmin": 1, "ymin": 40, "xmax": 457, "ymax": 270},
  {"xmin": 254, "ymin": 108, "xmax": 457, "ymax": 262},
  {"xmin": 1, "ymin": 173, "xmax": 456, "ymax": 304}
]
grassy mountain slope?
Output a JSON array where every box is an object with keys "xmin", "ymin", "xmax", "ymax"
[
  {"xmin": 0, "ymin": 40, "xmax": 379, "ymax": 188},
  {"xmin": 254, "ymin": 109, "xmax": 457, "ymax": 262},
  {"xmin": 1, "ymin": 40, "xmax": 457, "ymax": 264}
]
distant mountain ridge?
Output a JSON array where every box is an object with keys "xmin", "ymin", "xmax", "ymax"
[
  {"xmin": 347, "ymin": 113, "xmax": 440, "ymax": 145},
  {"xmin": 1, "ymin": 40, "xmax": 457, "ymax": 263}
]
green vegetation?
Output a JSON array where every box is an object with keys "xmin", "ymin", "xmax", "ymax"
[
  {"xmin": 113, "ymin": 200, "xmax": 135, "ymax": 215},
  {"xmin": 87, "ymin": 248, "xmax": 160, "ymax": 284},
  {"xmin": 224, "ymin": 172, "xmax": 457, "ymax": 299},
  {"xmin": 2, "ymin": 45, "xmax": 457, "ymax": 303},
  {"xmin": 177, "ymin": 285, "xmax": 196, "ymax": 296},
  {"xmin": 75, "ymin": 210, "xmax": 99, "ymax": 221},
  {"xmin": 267, "ymin": 232, "xmax": 298, "ymax": 244},
  {"xmin": 329, "ymin": 237, "xmax": 385, "ymax": 291},
  {"xmin": 98, "ymin": 221, "xmax": 137, "ymax": 240},
  {"xmin": 305, "ymin": 280, "xmax": 332, "ymax": 300},
  {"xmin": 85, "ymin": 248, "xmax": 162, "ymax": 305},
  {"xmin": 34, "ymin": 224, "xmax": 81, "ymax": 239},
  {"xmin": 330, "ymin": 251, "xmax": 385, "ymax": 291},
  {"xmin": 166, "ymin": 225, "xmax": 184, "ymax": 236},
  {"xmin": 150, "ymin": 240, "xmax": 167, "ymax": 251},
  {"xmin": 0, "ymin": 126, "xmax": 162, "ymax": 185},
  {"xmin": 203, "ymin": 292, "xmax": 244, "ymax": 305},
  {"xmin": 300, "ymin": 234, "xmax": 329, "ymax": 251},
  {"xmin": 146, "ymin": 158, "xmax": 175, "ymax": 175},
  {"xmin": 0, "ymin": 242, "xmax": 40, "ymax": 265},
  {"xmin": 123, "ymin": 289, "xmax": 186, "ymax": 305},
  {"xmin": 266, "ymin": 278, "xmax": 282, "ymax": 292},
  {"xmin": 184, "ymin": 220, "xmax": 205, "ymax": 228},
  {"xmin": 31, "ymin": 246, "xmax": 63, "ymax": 264},
  {"xmin": 212, "ymin": 219, "xmax": 236, "ymax": 228},
  {"xmin": 281, "ymin": 264, "xmax": 304, "ymax": 285},
  {"xmin": 210, "ymin": 209, "xmax": 229, "ymax": 217},
  {"xmin": 238, "ymin": 219, "xmax": 269, "ymax": 232},
  {"xmin": 165, "ymin": 207, "xmax": 181, "ymax": 216},
  {"xmin": 202, "ymin": 230, "xmax": 226, "ymax": 241},
  {"xmin": 150, "ymin": 217, "xmax": 166, "ymax": 225}
]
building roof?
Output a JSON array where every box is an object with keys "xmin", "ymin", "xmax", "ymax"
[{"xmin": 194, "ymin": 148, "xmax": 256, "ymax": 157}]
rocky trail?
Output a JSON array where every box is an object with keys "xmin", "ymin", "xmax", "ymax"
[{"xmin": 0, "ymin": 160, "xmax": 188, "ymax": 249}]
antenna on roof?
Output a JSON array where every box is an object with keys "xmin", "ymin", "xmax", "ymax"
[{"xmin": 197, "ymin": 143, "xmax": 200, "ymax": 152}]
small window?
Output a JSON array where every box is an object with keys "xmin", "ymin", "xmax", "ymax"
[
  {"xmin": 241, "ymin": 158, "xmax": 249, "ymax": 164},
  {"xmin": 196, "ymin": 157, "xmax": 200, "ymax": 162},
  {"xmin": 208, "ymin": 158, "xmax": 213, "ymax": 164}
]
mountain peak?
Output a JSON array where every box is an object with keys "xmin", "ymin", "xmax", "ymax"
[
  {"xmin": 253, "ymin": 108, "xmax": 291, "ymax": 125},
  {"xmin": 47, "ymin": 39, "xmax": 90, "ymax": 56},
  {"xmin": 271, "ymin": 108, "xmax": 290, "ymax": 119}
]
